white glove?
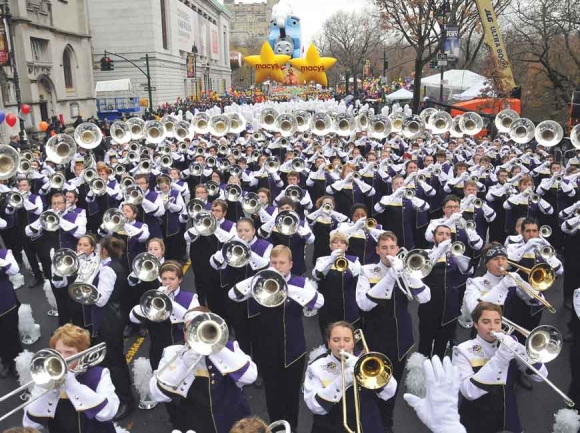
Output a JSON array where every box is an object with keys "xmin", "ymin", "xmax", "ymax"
[
  {"xmin": 212, "ymin": 250, "xmax": 225, "ymax": 267},
  {"xmin": 403, "ymin": 356, "xmax": 465, "ymax": 433},
  {"xmin": 124, "ymin": 223, "xmax": 142, "ymax": 238},
  {"xmin": 445, "ymin": 213, "xmax": 463, "ymax": 225},
  {"xmin": 23, "ymin": 199, "xmax": 37, "ymax": 212},
  {"xmin": 106, "ymin": 186, "xmax": 116, "ymax": 196},
  {"xmin": 525, "ymin": 237, "xmax": 545, "ymax": 250},
  {"xmin": 387, "ymin": 256, "xmax": 404, "ymax": 272},
  {"xmin": 59, "ymin": 218, "xmax": 76, "ymax": 232},
  {"xmin": 341, "ymin": 352, "xmax": 357, "ymax": 387},
  {"xmin": 167, "ymin": 202, "xmax": 182, "ymax": 213},
  {"xmin": 49, "ymin": 248, "xmax": 55, "ymax": 261},
  {"xmin": 141, "ymin": 198, "xmax": 157, "ymax": 213},
  {"xmin": 297, "ymin": 224, "xmax": 310, "ymax": 238},
  {"xmin": 182, "ymin": 348, "xmax": 202, "ymax": 367},
  {"xmin": 494, "ymin": 333, "xmax": 518, "ymax": 364},
  {"xmin": 0, "ymin": 258, "xmax": 8, "ymax": 268},
  {"xmin": 353, "ymin": 218, "xmax": 366, "ymax": 230},
  {"xmin": 29, "ymin": 219, "xmax": 43, "ymax": 232}
]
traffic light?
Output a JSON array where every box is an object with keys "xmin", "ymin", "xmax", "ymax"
[
  {"xmin": 429, "ymin": 60, "xmax": 438, "ymax": 69},
  {"xmin": 100, "ymin": 56, "xmax": 114, "ymax": 71}
]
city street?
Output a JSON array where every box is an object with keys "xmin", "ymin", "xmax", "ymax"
[{"xmin": 0, "ymin": 260, "xmax": 573, "ymax": 433}]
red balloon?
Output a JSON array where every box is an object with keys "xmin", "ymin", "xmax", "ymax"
[
  {"xmin": 50, "ymin": 130, "xmax": 56, "ymax": 136},
  {"xmin": 6, "ymin": 113, "xmax": 17, "ymax": 127},
  {"xmin": 20, "ymin": 104, "xmax": 31, "ymax": 115},
  {"xmin": 39, "ymin": 121, "xmax": 49, "ymax": 131}
]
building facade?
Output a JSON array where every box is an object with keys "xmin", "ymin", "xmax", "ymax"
[
  {"xmin": 0, "ymin": 0, "xmax": 96, "ymax": 138},
  {"xmin": 224, "ymin": 0, "xmax": 275, "ymax": 47},
  {"xmin": 88, "ymin": 0, "xmax": 232, "ymax": 110}
]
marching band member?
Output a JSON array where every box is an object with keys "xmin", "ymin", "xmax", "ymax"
[
  {"xmin": 85, "ymin": 162, "xmax": 122, "ymax": 234},
  {"xmin": 134, "ymin": 173, "xmax": 165, "ymax": 239},
  {"xmin": 561, "ymin": 202, "xmax": 580, "ymax": 307},
  {"xmin": 23, "ymin": 324, "xmax": 120, "ymax": 432},
  {"xmin": 149, "ymin": 307, "xmax": 257, "ymax": 433},
  {"xmin": 460, "ymin": 181, "xmax": 496, "ymax": 242},
  {"xmin": 258, "ymin": 197, "xmax": 314, "ymax": 276},
  {"xmin": 129, "ymin": 260, "xmax": 199, "ymax": 369},
  {"xmin": 168, "ymin": 167, "xmax": 191, "ymax": 204},
  {"xmin": 356, "ymin": 231, "xmax": 431, "ymax": 431},
  {"xmin": 485, "ymin": 168, "xmax": 511, "ymax": 243},
  {"xmin": 274, "ymin": 171, "xmax": 313, "ymax": 215},
  {"xmin": 0, "ymin": 248, "xmax": 22, "ymax": 379},
  {"xmin": 452, "ymin": 302, "xmax": 548, "ymax": 433},
  {"xmin": 326, "ymin": 164, "xmax": 376, "ymax": 217},
  {"xmin": 157, "ymin": 175, "xmax": 186, "ymax": 261},
  {"xmin": 503, "ymin": 175, "xmax": 553, "ymax": 236},
  {"xmin": 419, "ymin": 225, "xmax": 472, "ymax": 358},
  {"xmin": 303, "ymin": 321, "xmax": 397, "ymax": 433},
  {"xmin": 209, "ymin": 218, "xmax": 271, "ymax": 358},
  {"xmin": 229, "ymin": 245, "xmax": 324, "ymax": 431},
  {"xmin": 374, "ymin": 174, "xmax": 430, "ymax": 250},
  {"xmin": 307, "ymin": 196, "xmax": 348, "ymax": 264},
  {"xmin": 336, "ymin": 203, "xmax": 384, "ymax": 265}
]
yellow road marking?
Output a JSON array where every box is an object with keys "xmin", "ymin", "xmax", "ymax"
[
  {"xmin": 125, "ymin": 337, "xmax": 145, "ymax": 364},
  {"xmin": 183, "ymin": 259, "xmax": 191, "ymax": 274}
]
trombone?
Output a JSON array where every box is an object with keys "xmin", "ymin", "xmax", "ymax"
[
  {"xmin": 341, "ymin": 329, "xmax": 393, "ymax": 433},
  {"xmin": 491, "ymin": 317, "xmax": 574, "ymax": 407},
  {"xmin": 500, "ymin": 262, "xmax": 556, "ymax": 313},
  {"xmin": 0, "ymin": 343, "xmax": 107, "ymax": 422}
]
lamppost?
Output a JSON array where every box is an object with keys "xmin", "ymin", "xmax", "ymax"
[
  {"xmin": 205, "ymin": 64, "xmax": 210, "ymax": 93},
  {"xmin": 192, "ymin": 43, "xmax": 198, "ymax": 100}
]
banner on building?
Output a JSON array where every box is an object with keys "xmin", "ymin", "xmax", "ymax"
[
  {"xmin": 445, "ymin": 26, "xmax": 460, "ymax": 59},
  {"xmin": 474, "ymin": 0, "xmax": 517, "ymax": 91},
  {"xmin": 186, "ymin": 53, "xmax": 195, "ymax": 78},
  {"xmin": 210, "ymin": 23, "xmax": 219, "ymax": 61},
  {"xmin": 0, "ymin": 18, "xmax": 10, "ymax": 66}
]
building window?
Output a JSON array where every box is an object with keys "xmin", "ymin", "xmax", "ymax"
[
  {"xmin": 160, "ymin": 0, "xmax": 168, "ymax": 50},
  {"xmin": 30, "ymin": 38, "xmax": 49, "ymax": 62},
  {"xmin": 63, "ymin": 47, "xmax": 74, "ymax": 90}
]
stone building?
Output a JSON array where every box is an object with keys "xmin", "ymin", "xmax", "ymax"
[
  {"xmin": 88, "ymin": 0, "xmax": 232, "ymax": 109},
  {"xmin": 224, "ymin": 0, "xmax": 276, "ymax": 47},
  {"xmin": 0, "ymin": 0, "xmax": 96, "ymax": 138}
]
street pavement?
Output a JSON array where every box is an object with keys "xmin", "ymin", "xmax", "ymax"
[{"xmin": 0, "ymin": 258, "xmax": 574, "ymax": 433}]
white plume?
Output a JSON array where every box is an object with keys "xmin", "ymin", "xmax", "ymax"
[
  {"xmin": 553, "ymin": 409, "xmax": 580, "ymax": 433},
  {"xmin": 405, "ymin": 352, "xmax": 428, "ymax": 397},
  {"xmin": 18, "ymin": 304, "xmax": 36, "ymax": 336},
  {"xmin": 381, "ymin": 106, "xmax": 390, "ymax": 116},
  {"xmin": 308, "ymin": 344, "xmax": 328, "ymax": 364},
  {"xmin": 132, "ymin": 357, "xmax": 154, "ymax": 401},
  {"xmin": 15, "ymin": 350, "xmax": 34, "ymax": 390},
  {"xmin": 43, "ymin": 279, "xmax": 58, "ymax": 311},
  {"xmin": 9, "ymin": 273, "xmax": 25, "ymax": 290},
  {"xmin": 114, "ymin": 424, "xmax": 131, "ymax": 433}
]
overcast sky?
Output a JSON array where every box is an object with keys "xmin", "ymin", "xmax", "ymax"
[{"xmin": 234, "ymin": 0, "xmax": 371, "ymax": 45}]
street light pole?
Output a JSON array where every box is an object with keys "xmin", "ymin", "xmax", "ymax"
[
  {"xmin": 2, "ymin": 1, "xmax": 26, "ymax": 143},
  {"xmin": 192, "ymin": 43, "xmax": 198, "ymax": 100},
  {"xmin": 104, "ymin": 50, "xmax": 153, "ymax": 112}
]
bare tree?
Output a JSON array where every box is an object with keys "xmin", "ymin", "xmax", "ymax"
[{"xmin": 319, "ymin": 10, "xmax": 385, "ymax": 95}]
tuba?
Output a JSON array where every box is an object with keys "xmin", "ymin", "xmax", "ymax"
[
  {"xmin": 274, "ymin": 113, "xmax": 298, "ymax": 137},
  {"xmin": 74, "ymin": 122, "xmax": 103, "ymax": 150},
  {"xmin": 251, "ymin": 269, "xmax": 288, "ymax": 307},
  {"xmin": 222, "ymin": 239, "xmax": 251, "ymax": 268},
  {"xmin": 509, "ymin": 118, "xmax": 535, "ymax": 144},
  {"xmin": 402, "ymin": 115, "xmax": 425, "ymax": 139},
  {"xmin": 132, "ymin": 252, "xmax": 161, "ymax": 282},
  {"xmin": 186, "ymin": 198, "xmax": 206, "ymax": 218},
  {"xmin": 46, "ymin": 134, "xmax": 77, "ymax": 164},
  {"xmin": 192, "ymin": 113, "xmax": 211, "ymax": 135},
  {"xmin": 0, "ymin": 145, "xmax": 20, "ymax": 180},
  {"xmin": 258, "ymin": 108, "xmax": 279, "ymax": 131},
  {"xmin": 368, "ymin": 115, "xmax": 392, "ymax": 139},
  {"xmin": 275, "ymin": 210, "xmax": 300, "ymax": 236},
  {"xmin": 39, "ymin": 210, "xmax": 60, "ymax": 232},
  {"xmin": 127, "ymin": 117, "xmax": 146, "ymax": 140},
  {"xmin": 534, "ymin": 120, "xmax": 563, "ymax": 147},
  {"xmin": 242, "ymin": 192, "xmax": 261, "ymax": 214},
  {"xmin": 459, "ymin": 112, "xmax": 484, "ymax": 136},
  {"xmin": 144, "ymin": 120, "xmax": 167, "ymax": 144},
  {"xmin": 571, "ymin": 124, "xmax": 580, "ymax": 150},
  {"xmin": 110, "ymin": 121, "xmax": 131, "ymax": 144},
  {"xmin": 310, "ymin": 112, "xmax": 333, "ymax": 136},
  {"xmin": 334, "ymin": 113, "xmax": 355, "ymax": 137},
  {"xmin": 124, "ymin": 185, "xmax": 144, "ymax": 205},
  {"xmin": 0, "ymin": 343, "xmax": 107, "ymax": 422},
  {"xmin": 175, "ymin": 120, "xmax": 195, "ymax": 142},
  {"xmin": 208, "ymin": 115, "xmax": 231, "ymax": 137},
  {"xmin": 356, "ymin": 110, "xmax": 370, "ymax": 131},
  {"xmin": 420, "ymin": 107, "xmax": 438, "ymax": 129},
  {"xmin": 495, "ymin": 108, "xmax": 520, "ymax": 133},
  {"xmin": 192, "ymin": 210, "xmax": 217, "ymax": 236},
  {"xmin": 160, "ymin": 116, "xmax": 176, "ymax": 138}
]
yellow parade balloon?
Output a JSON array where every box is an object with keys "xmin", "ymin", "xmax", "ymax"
[
  {"xmin": 244, "ymin": 42, "xmax": 291, "ymax": 84},
  {"xmin": 290, "ymin": 43, "xmax": 337, "ymax": 87}
]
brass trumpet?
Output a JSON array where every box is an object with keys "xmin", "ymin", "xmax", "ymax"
[
  {"xmin": 334, "ymin": 253, "xmax": 349, "ymax": 272},
  {"xmin": 501, "ymin": 261, "xmax": 556, "ymax": 313}
]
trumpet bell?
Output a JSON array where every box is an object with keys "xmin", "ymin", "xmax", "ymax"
[
  {"xmin": 208, "ymin": 115, "xmax": 231, "ymax": 137},
  {"xmin": 354, "ymin": 352, "xmax": 393, "ymax": 390},
  {"xmin": 68, "ymin": 282, "xmax": 100, "ymax": 305},
  {"xmin": 429, "ymin": 111, "xmax": 453, "ymax": 134},
  {"xmin": 274, "ymin": 113, "xmax": 298, "ymax": 137},
  {"xmin": 365, "ymin": 218, "xmax": 378, "ymax": 231},
  {"xmin": 275, "ymin": 210, "xmax": 300, "ymax": 236},
  {"xmin": 450, "ymin": 241, "xmax": 466, "ymax": 256},
  {"xmin": 460, "ymin": 112, "xmax": 484, "ymax": 136},
  {"xmin": 144, "ymin": 120, "xmax": 167, "ymax": 144},
  {"xmin": 124, "ymin": 185, "xmax": 144, "ymax": 205},
  {"xmin": 192, "ymin": 210, "xmax": 217, "ymax": 236},
  {"xmin": 509, "ymin": 118, "xmax": 535, "ymax": 144},
  {"xmin": 127, "ymin": 117, "xmax": 146, "ymax": 140},
  {"xmin": 514, "ymin": 262, "xmax": 556, "ymax": 291},
  {"xmin": 45, "ymin": 134, "xmax": 77, "ymax": 165},
  {"xmin": 242, "ymin": 192, "xmax": 261, "ymax": 214},
  {"xmin": 495, "ymin": 109, "xmax": 520, "ymax": 133},
  {"xmin": 535, "ymin": 120, "xmax": 563, "ymax": 147},
  {"xmin": 369, "ymin": 115, "xmax": 392, "ymax": 139},
  {"xmin": 186, "ymin": 198, "xmax": 206, "ymax": 218},
  {"xmin": 388, "ymin": 112, "xmax": 407, "ymax": 132},
  {"xmin": 222, "ymin": 239, "xmax": 251, "ymax": 268},
  {"xmin": 102, "ymin": 208, "xmax": 127, "ymax": 232},
  {"xmin": 402, "ymin": 115, "xmax": 425, "ymax": 139},
  {"xmin": 120, "ymin": 176, "xmax": 135, "ymax": 191},
  {"xmin": 140, "ymin": 289, "xmax": 172, "ymax": 322},
  {"xmin": 110, "ymin": 121, "xmax": 132, "ymax": 145},
  {"xmin": 310, "ymin": 112, "xmax": 333, "ymax": 136},
  {"xmin": 258, "ymin": 108, "xmax": 279, "ymax": 131},
  {"xmin": 53, "ymin": 248, "xmax": 80, "ymax": 277},
  {"xmin": 40, "ymin": 210, "xmax": 60, "ymax": 232},
  {"xmin": 334, "ymin": 113, "xmax": 355, "ymax": 137},
  {"xmin": 132, "ymin": 252, "xmax": 161, "ymax": 282},
  {"xmin": 251, "ymin": 269, "xmax": 288, "ymax": 307},
  {"xmin": 540, "ymin": 225, "xmax": 552, "ymax": 238},
  {"xmin": 192, "ymin": 113, "xmax": 211, "ymax": 135},
  {"xmin": 404, "ymin": 249, "xmax": 433, "ymax": 278},
  {"xmin": 334, "ymin": 256, "xmax": 349, "ymax": 272},
  {"xmin": 74, "ymin": 122, "xmax": 103, "ymax": 150},
  {"xmin": 159, "ymin": 155, "xmax": 173, "ymax": 169},
  {"xmin": 185, "ymin": 312, "xmax": 229, "ymax": 356},
  {"xmin": 321, "ymin": 203, "xmax": 334, "ymax": 214},
  {"xmin": 227, "ymin": 113, "xmax": 247, "ymax": 135},
  {"xmin": 526, "ymin": 325, "xmax": 562, "ymax": 363}
]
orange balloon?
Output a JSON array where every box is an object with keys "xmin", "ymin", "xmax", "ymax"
[{"xmin": 39, "ymin": 121, "xmax": 49, "ymax": 131}]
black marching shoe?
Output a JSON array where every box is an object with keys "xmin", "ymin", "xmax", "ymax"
[
  {"xmin": 28, "ymin": 274, "xmax": 44, "ymax": 288},
  {"xmin": 113, "ymin": 402, "xmax": 136, "ymax": 422}
]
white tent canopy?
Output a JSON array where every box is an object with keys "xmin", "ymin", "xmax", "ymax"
[
  {"xmin": 453, "ymin": 80, "xmax": 496, "ymax": 101},
  {"xmin": 421, "ymin": 69, "xmax": 485, "ymax": 92},
  {"xmin": 95, "ymin": 78, "xmax": 133, "ymax": 93},
  {"xmin": 385, "ymin": 88, "xmax": 413, "ymax": 100}
]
